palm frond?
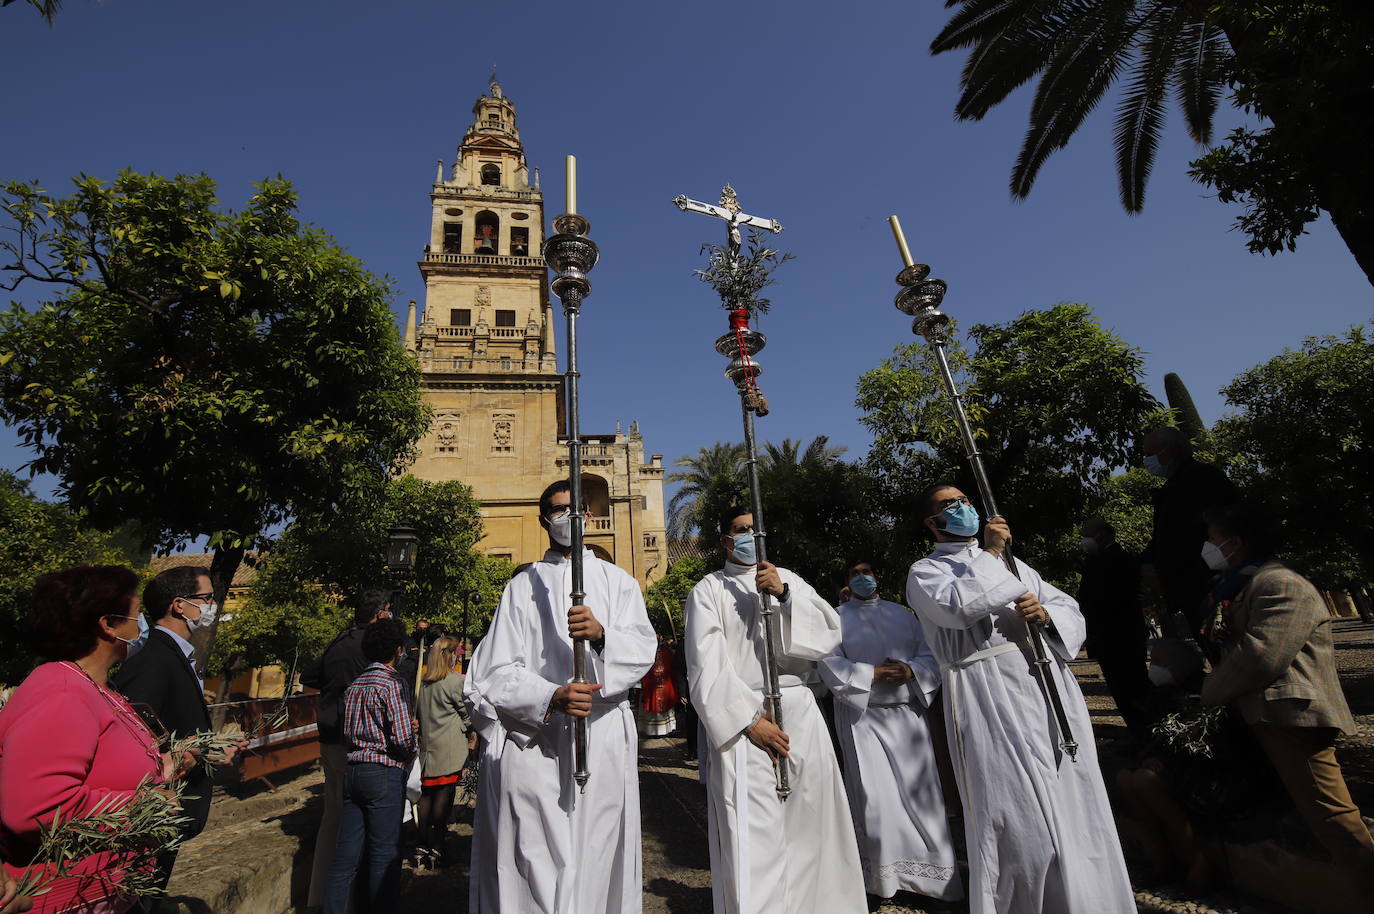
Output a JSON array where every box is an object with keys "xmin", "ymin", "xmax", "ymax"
[
  {"xmin": 931, "ymin": 0, "xmax": 1023, "ymax": 53},
  {"xmin": 1010, "ymin": 0, "xmax": 1146, "ymax": 197},
  {"xmin": 950, "ymin": 0, "xmax": 1071, "ymax": 120},
  {"xmin": 1113, "ymin": 4, "xmax": 1187, "ymax": 211},
  {"xmin": 1172, "ymin": 18, "xmax": 1228, "ymax": 145}
]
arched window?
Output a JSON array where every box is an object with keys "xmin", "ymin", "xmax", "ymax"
[
  {"xmin": 474, "ymin": 211, "xmax": 499, "ymax": 254},
  {"xmin": 581, "ymin": 473, "xmax": 611, "ymax": 518},
  {"xmin": 481, "ymin": 164, "xmax": 501, "ymax": 186}
]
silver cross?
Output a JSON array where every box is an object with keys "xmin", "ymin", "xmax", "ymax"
[{"xmin": 673, "ymin": 185, "xmax": 782, "ymax": 257}]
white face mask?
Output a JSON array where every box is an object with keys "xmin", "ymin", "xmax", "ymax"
[
  {"xmin": 179, "ymin": 599, "xmax": 219, "ymax": 632},
  {"xmin": 546, "ymin": 510, "xmax": 573, "ymax": 547},
  {"xmin": 1147, "ymin": 664, "xmax": 1175, "ymax": 687},
  {"xmin": 1080, "ymin": 536, "xmax": 1100, "ymax": 556},
  {"xmin": 1200, "ymin": 539, "xmax": 1234, "ymax": 572}
]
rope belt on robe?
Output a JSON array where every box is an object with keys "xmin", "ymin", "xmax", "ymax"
[{"xmin": 940, "ymin": 641, "xmax": 1029, "ymax": 767}]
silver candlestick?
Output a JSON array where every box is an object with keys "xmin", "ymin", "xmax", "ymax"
[
  {"xmin": 887, "ymin": 216, "xmax": 1079, "ymax": 763},
  {"xmin": 544, "ymin": 210, "xmax": 600, "ymax": 792}
]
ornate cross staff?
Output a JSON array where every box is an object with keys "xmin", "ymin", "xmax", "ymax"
[
  {"xmin": 886, "ymin": 215, "xmax": 1079, "ymax": 763},
  {"xmin": 545, "ymin": 163, "xmax": 600, "ymax": 792},
  {"xmin": 674, "ymin": 186, "xmax": 791, "ymax": 800}
]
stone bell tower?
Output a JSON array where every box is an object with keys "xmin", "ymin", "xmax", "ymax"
[{"xmin": 406, "ymin": 78, "xmax": 667, "ymax": 587}]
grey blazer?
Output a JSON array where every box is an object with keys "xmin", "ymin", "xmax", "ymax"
[
  {"xmin": 417, "ymin": 672, "xmax": 472, "ymax": 777},
  {"xmin": 1201, "ymin": 561, "xmax": 1355, "ymax": 733}
]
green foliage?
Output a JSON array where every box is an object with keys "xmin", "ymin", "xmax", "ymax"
[
  {"xmin": 856, "ymin": 303, "xmax": 1166, "ymax": 584},
  {"xmin": 1090, "ymin": 467, "xmax": 1162, "ymax": 556},
  {"xmin": 667, "ymin": 442, "xmax": 747, "ymax": 537},
  {"xmin": 1163, "ymin": 371, "xmax": 1208, "ymax": 446},
  {"xmin": 645, "ymin": 555, "xmax": 709, "ymax": 639},
  {"xmin": 693, "ymin": 227, "xmax": 794, "ymax": 316},
  {"xmin": 1188, "ymin": 127, "xmax": 1321, "ymax": 255},
  {"xmin": 0, "ymin": 471, "xmax": 133, "ymax": 683},
  {"xmin": 0, "ymin": 170, "xmax": 430, "ymax": 666},
  {"xmin": 669, "ymin": 435, "xmax": 888, "ymax": 597},
  {"xmin": 1212, "ymin": 321, "xmax": 1373, "ymax": 588},
  {"xmin": 213, "ymin": 475, "xmax": 514, "ymax": 675}
]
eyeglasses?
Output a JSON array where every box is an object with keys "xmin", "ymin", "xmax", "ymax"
[
  {"xmin": 179, "ymin": 592, "xmax": 215, "ymax": 603},
  {"xmin": 933, "ymin": 496, "xmax": 971, "ymax": 513},
  {"xmin": 127, "ymin": 701, "xmax": 170, "ymax": 745}
]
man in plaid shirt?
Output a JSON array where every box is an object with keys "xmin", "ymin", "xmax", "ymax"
[{"xmin": 324, "ymin": 618, "xmax": 416, "ymax": 914}]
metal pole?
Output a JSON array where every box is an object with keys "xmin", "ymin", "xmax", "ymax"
[
  {"xmin": 739, "ymin": 395, "xmax": 791, "ymax": 800},
  {"xmin": 887, "ymin": 221, "xmax": 1079, "ymax": 763},
  {"xmin": 544, "ymin": 211, "xmax": 600, "ymax": 792}
]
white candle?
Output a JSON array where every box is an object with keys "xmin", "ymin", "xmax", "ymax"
[
  {"xmin": 566, "ymin": 155, "xmax": 577, "ymax": 215},
  {"xmin": 887, "ymin": 215, "xmax": 914, "ymax": 267}
]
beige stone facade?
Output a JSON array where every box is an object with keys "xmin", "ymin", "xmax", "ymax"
[{"xmin": 405, "ymin": 80, "xmax": 667, "ymax": 587}]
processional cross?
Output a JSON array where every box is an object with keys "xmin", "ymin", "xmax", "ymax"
[{"xmin": 673, "ymin": 185, "xmax": 783, "ymax": 257}]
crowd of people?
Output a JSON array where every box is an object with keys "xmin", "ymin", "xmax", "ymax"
[{"xmin": 0, "ymin": 423, "xmax": 1369, "ymax": 914}]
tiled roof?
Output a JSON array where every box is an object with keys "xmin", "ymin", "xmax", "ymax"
[
  {"xmin": 667, "ymin": 537, "xmax": 709, "ymax": 565},
  {"xmin": 146, "ymin": 553, "xmax": 260, "ymax": 589}
]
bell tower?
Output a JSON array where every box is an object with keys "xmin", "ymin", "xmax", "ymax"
[{"xmin": 407, "ymin": 79, "xmax": 667, "ymax": 586}]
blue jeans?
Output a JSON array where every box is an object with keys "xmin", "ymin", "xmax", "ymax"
[{"xmin": 324, "ymin": 762, "xmax": 405, "ymax": 914}]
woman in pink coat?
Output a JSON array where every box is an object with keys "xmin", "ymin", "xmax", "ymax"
[{"xmin": 0, "ymin": 566, "xmax": 171, "ymax": 913}]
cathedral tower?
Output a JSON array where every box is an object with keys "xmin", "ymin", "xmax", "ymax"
[{"xmin": 408, "ymin": 79, "xmax": 667, "ymax": 586}]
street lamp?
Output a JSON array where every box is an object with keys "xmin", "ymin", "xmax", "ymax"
[{"xmin": 385, "ymin": 524, "xmax": 418, "ymax": 620}]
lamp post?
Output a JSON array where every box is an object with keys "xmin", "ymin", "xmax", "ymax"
[{"xmin": 385, "ymin": 524, "xmax": 418, "ymax": 616}]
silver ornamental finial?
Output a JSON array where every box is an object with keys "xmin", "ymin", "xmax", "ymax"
[{"xmin": 719, "ymin": 185, "xmax": 741, "ymax": 214}]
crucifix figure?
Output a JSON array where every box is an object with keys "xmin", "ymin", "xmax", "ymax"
[{"xmin": 673, "ymin": 184, "xmax": 783, "ymax": 257}]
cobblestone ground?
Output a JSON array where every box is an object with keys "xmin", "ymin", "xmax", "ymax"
[{"xmin": 316, "ymin": 621, "xmax": 1374, "ymax": 913}]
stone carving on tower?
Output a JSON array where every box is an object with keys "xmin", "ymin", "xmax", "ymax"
[{"xmin": 407, "ymin": 81, "xmax": 667, "ymax": 587}]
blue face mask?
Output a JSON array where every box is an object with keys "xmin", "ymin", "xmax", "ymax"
[
  {"xmin": 730, "ymin": 532, "xmax": 757, "ymax": 565},
  {"xmin": 1143, "ymin": 454, "xmax": 1167, "ymax": 477},
  {"xmin": 118, "ymin": 613, "xmax": 149, "ymax": 659},
  {"xmin": 937, "ymin": 502, "xmax": 981, "ymax": 538},
  {"xmin": 849, "ymin": 574, "xmax": 878, "ymax": 598}
]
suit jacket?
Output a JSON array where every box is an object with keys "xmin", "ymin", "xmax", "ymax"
[
  {"xmin": 301, "ymin": 627, "xmax": 369, "ymax": 745},
  {"xmin": 1201, "ymin": 561, "xmax": 1354, "ymax": 733},
  {"xmin": 1142, "ymin": 457, "xmax": 1236, "ymax": 619},
  {"xmin": 112, "ymin": 627, "xmax": 215, "ymax": 835},
  {"xmin": 1077, "ymin": 543, "xmax": 1146, "ymax": 659}
]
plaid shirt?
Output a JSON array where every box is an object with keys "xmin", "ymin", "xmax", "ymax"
[{"xmin": 342, "ymin": 663, "xmax": 417, "ymax": 767}]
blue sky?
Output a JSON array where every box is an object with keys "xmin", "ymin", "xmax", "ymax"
[{"xmin": 3, "ymin": 0, "xmax": 1370, "ymax": 504}]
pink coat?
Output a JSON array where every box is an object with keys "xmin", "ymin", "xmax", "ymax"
[{"xmin": 0, "ymin": 661, "xmax": 161, "ymax": 913}]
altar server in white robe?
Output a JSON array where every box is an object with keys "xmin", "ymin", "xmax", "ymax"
[
  {"xmin": 685, "ymin": 505, "xmax": 867, "ymax": 914},
  {"xmin": 906, "ymin": 484, "xmax": 1135, "ymax": 914},
  {"xmin": 819, "ymin": 559, "xmax": 963, "ymax": 903},
  {"xmin": 463, "ymin": 479, "xmax": 658, "ymax": 914}
]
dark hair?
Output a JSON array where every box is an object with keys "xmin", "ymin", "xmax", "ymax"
[
  {"xmin": 28, "ymin": 565, "xmax": 141, "ymax": 661},
  {"xmin": 842, "ymin": 558, "xmax": 879, "ymax": 581},
  {"xmin": 350, "ymin": 588, "xmax": 393, "ymax": 627},
  {"xmin": 1205, "ymin": 503, "xmax": 1281, "ymax": 559},
  {"xmin": 919, "ymin": 482, "xmax": 961, "ymax": 520},
  {"xmin": 539, "ymin": 479, "xmax": 571, "ymax": 518},
  {"xmin": 718, "ymin": 505, "xmax": 751, "ymax": 536},
  {"xmin": 143, "ymin": 565, "xmax": 211, "ymax": 621},
  {"xmin": 1082, "ymin": 517, "xmax": 1117, "ymax": 541},
  {"xmin": 362, "ymin": 618, "xmax": 407, "ymax": 664}
]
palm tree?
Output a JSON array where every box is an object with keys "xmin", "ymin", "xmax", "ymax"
[
  {"xmin": 931, "ymin": 3, "xmax": 1374, "ymax": 287},
  {"xmin": 666, "ymin": 442, "xmax": 746, "ymax": 537},
  {"xmin": 931, "ymin": 0, "xmax": 1228, "ymax": 212},
  {"xmin": 761, "ymin": 436, "xmax": 848, "ymax": 470}
]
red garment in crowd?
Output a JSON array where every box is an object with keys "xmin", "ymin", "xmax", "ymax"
[{"xmin": 639, "ymin": 645, "xmax": 679, "ymax": 713}]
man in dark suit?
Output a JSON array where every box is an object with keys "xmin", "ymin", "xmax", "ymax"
[
  {"xmin": 114, "ymin": 564, "xmax": 242, "ymax": 907},
  {"xmin": 1077, "ymin": 518, "xmax": 1150, "ymax": 737},
  {"xmin": 1139, "ymin": 426, "xmax": 1236, "ymax": 641},
  {"xmin": 301, "ymin": 588, "xmax": 394, "ymax": 912}
]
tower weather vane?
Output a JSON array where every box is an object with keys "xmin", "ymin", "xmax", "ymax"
[{"xmin": 673, "ymin": 185, "xmax": 792, "ymax": 800}]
